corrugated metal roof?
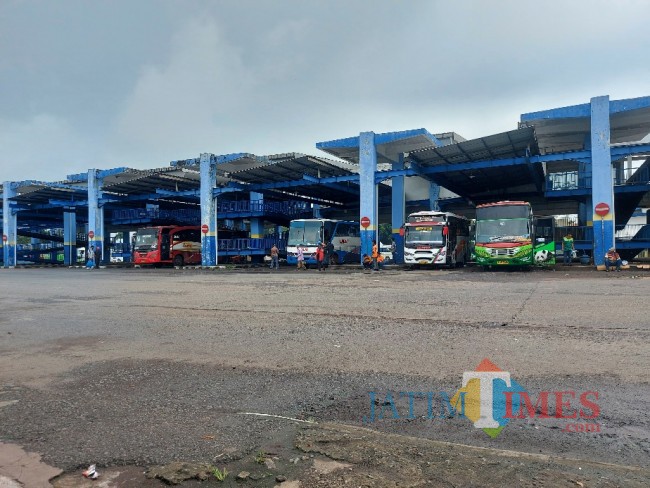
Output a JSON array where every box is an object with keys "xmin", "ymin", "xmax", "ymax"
[
  {"xmin": 101, "ymin": 167, "xmax": 201, "ymax": 195},
  {"xmin": 406, "ymin": 127, "xmax": 542, "ymax": 199},
  {"xmin": 407, "ymin": 127, "xmax": 537, "ymax": 166}
]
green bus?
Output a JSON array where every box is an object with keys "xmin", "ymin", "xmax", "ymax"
[{"xmin": 473, "ymin": 201, "xmax": 555, "ymax": 268}]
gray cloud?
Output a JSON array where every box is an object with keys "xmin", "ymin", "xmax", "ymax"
[{"xmin": 1, "ymin": 0, "xmax": 649, "ymax": 182}]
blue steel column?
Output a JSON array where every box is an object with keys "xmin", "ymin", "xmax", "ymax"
[
  {"xmin": 429, "ymin": 182, "xmax": 440, "ymax": 211},
  {"xmin": 359, "ymin": 132, "xmax": 378, "ymax": 260},
  {"xmin": 250, "ymin": 192, "xmax": 264, "ymax": 238},
  {"xmin": 590, "ymin": 96, "xmax": 614, "ymax": 266},
  {"xmin": 2, "ymin": 182, "xmax": 17, "ymax": 267},
  {"xmin": 200, "ymin": 153, "xmax": 217, "ymax": 267},
  {"xmin": 87, "ymin": 169, "xmax": 105, "ymax": 263},
  {"xmin": 63, "ymin": 210, "xmax": 77, "ymax": 265},
  {"xmin": 391, "ymin": 154, "xmax": 405, "ymax": 264}
]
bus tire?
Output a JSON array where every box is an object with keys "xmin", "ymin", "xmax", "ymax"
[
  {"xmin": 173, "ymin": 255, "xmax": 184, "ymax": 267},
  {"xmin": 329, "ymin": 253, "xmax": 339, "ymax": 266}
]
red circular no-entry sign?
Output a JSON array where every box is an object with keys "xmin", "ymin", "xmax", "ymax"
[
  {"xmin": 201, "ymin": 224, "xmax": 209, "ymax": 234},
  {"xmin": 360, "ymin": 216, "xmax": 371, "ymax": 228},
  {"xmin": 2, "ymin": 234, "xmax": 7, "ymax": 242},
  {"xmin": 88, "ymin": 230, "xmax": 95, "ymax": 239},
  {"xmin": 594, "ymin": 202, "xmax": 610, "ymax": 217}
]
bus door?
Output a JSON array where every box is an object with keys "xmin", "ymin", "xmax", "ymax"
[
  {"xmin": 160, "ymin": 229, "xmax": 171, "ymax": 261},
  {"xmin": 533, "ymin": 217, "xmax": 556, "ymax": 264}
]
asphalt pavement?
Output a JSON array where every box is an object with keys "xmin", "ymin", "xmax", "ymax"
[{"xmin": 0, "ymin": 265, "xmax": 648, "ymax": 486}]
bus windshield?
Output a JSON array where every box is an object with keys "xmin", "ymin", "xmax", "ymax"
[
  {"xmin": 134, "ymin": 229, "xmax": 160, "ymax": 250},
  {"xmin": 476, "ymin": 205, "xmax": 529, "ymax": 220},
  {"xmin": 405, "ymin": 225, "xmax": 444, "ymax": 244},
  {"xmin": 475, "ymin": 219, "xmax": 530, "ymax": 243},
  {"xmin": 288, "ymin": 221, "xmax": 322, "ymax": 246}
]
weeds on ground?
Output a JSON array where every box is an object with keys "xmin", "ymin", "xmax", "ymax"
[
  {"xmin": 254, "ymin": 450, "xmax": 267, "ymax": 464},
  {"xmin": 212, "ymin": 466, "xmax": 228, "ymax": 482}
]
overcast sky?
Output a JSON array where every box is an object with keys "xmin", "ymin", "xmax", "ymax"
[{"xmin": 1, "ymin": 0, "xmax": 649, "ymax": 182}]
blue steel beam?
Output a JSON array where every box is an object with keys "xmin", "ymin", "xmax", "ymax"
[
  {"xmin": 212, "ymin": 182, "xmax": 246, "ymax": 197},
  {"xmin": 155, "ymin": 189, "xmax": 201, "ymax": 198},
  {"xmin": 316, "ymin": 128, "xmax": 443, "ymax": 151},
  {"xmin": 214, "ymin": 186, "xmax": 247, "ymax": 195},
  {"xmin": 610, "ymin": 144, "xmax": 650, "ymax": 159},
  {"xmin": 521, "ymin": 96, "xmax": 650, "ymax": 121},
  {"xmin": 66, "ymin": 167, "xmax": 129, "ymax": 182},
  {"xmin": 302, "ymin": 174, "xmax": 360, "ymax": 195},
  {"xmin": 374, "ymin": 150, "xmax": 594, "ymax": 182},
  {"xmin": 98, "ymin": 167, "xmax": 129, "ymax": 179},
  {"xmin": 22, "ymin": 199, "xmax": 89, "ymax": 210}
]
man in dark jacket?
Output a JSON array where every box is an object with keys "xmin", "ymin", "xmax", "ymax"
[
  {"xmin": 94, "ymin": 245, "xmax": 102, "ymax": 269},
  {"xmin": 324, "ymin": 241, "xmax": 334, "ymax": 265}
]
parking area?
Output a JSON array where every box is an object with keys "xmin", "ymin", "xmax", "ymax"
[{"xmin": 0, "ymin": 266, "xmax": 649, "ymax": 486}]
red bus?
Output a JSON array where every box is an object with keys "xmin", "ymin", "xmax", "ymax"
[{"xmin": 133, "ymin": 226, "xmax": 201, "ymax": 266}]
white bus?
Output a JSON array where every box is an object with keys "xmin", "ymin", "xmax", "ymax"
[
  {"xmin": 287, "ymin": 219, "xmax": 360, "ymax": 266},
  {"xmin": 403, "ymin": 211, "xmax": 470, "ymax": 267}
]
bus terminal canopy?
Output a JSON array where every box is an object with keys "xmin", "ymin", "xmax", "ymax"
[
  {"xmin": 318, "ymin": 126, "xmax": 544, "ymax": 202},
  {"xmin": 405, "ymin": 126, "xmax": 543, "ymax": 200},
  {"xmin": 521, "ymin": 96, "xmax": 650, "ymax": 154},
  {"xmin": 316, "ymin": 128, "xmax": 452, "ymax": 166},
  {"xmin": 173, "ymin": 152, "xmax": 391, "ymax": 206}
]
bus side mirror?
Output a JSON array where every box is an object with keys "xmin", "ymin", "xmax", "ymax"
[{"xmin": 442, "ymin": 227, "xmax": 449, "ymax": 236}]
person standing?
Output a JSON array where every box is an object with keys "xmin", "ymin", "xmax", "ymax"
[
  {"xmin": 316, "ymin": 243, "xmax": 325, "ymax": 271},
  {"xmin": 296, "ymin": 246, "xmax": 305, "ymax": 270},
  {"xmin": 563, "ymin": 233, "xmax": 574, "ymax": 266},
  {"xmin": 325, "ymin": 240, "xmax": 334, "ymax": 266},
  {"xmin": 371, "ymin": 240, "xmax": 379, "ymax": 271},
  {"xmin": 94, "ymin": 245, "xmax": 101, "ymax": 269},
  {"xmin": 270, "ymin": 244, "xmax": 279, "ymax": 270},
  {"xmin": 86, "ymin": 246, "xmax": 95, "ymax": 270},
  {"xmin": 604, "ymin": 247, "xmax": 622, "ymax": 272}
]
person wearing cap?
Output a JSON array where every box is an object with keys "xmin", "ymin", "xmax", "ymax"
[
  {"xmin": 562, "ymin": 233, "xmax": 575, "ymax": 265},
  {"xmin": 604, "ymin": 247, "xmax": 622, "ymax": 272}
]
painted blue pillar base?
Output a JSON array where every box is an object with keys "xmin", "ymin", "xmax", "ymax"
[
  {"xmin": 593, "ymin": 218, "xmax": 614, "ymax": 266},
  {"xmin": 392, "ymin": 233, "xmax": 404, "ymax": 264},
  {"xmin": 63, "ymin": 211, "xmax": 77, "ymax": 266},
  {"xmin": 361, "ymin": 229, "xmax": 375, "ymax": 262},
  {"xmin": 202, "ymin": 235, "xmax": 217, "ymax": 266},
  {"xmin": 3, "ymin": 245, "xmax": 16, "ymax": 267},
  {"xmin": 250, "ymin": 219, "xmax": 263, "ymax": 239}
]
